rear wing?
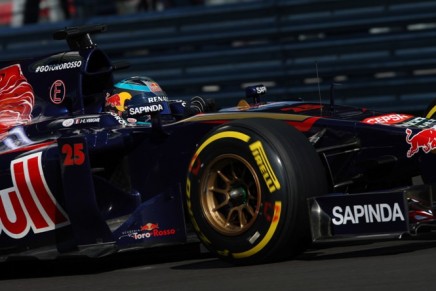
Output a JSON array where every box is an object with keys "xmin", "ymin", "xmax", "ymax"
[{"xmin": 53, "ymin": 24, "xmax": 107, "ymax": 51}]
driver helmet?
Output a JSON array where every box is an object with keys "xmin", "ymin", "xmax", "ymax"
[{"xmin": 104, "ymin": 76, "xmax": 171, "ymax": 125}]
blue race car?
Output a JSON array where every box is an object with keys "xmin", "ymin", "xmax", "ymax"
[{"xmin": 0, "ymin": 25, "xmax": 435, "ymax": 265}]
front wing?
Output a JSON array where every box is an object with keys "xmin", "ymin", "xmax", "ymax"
[{"xmin": 309, "ymin": 185, "xmax": 434, "ymax": 241}]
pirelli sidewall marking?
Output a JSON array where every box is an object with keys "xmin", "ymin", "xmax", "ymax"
[
  {"xmin": 249, "ymin": 140, "xmax": 281, "ymax": 193},
  {"xmin": 186, "ymin": 130, "xmax": 282, "ymax": 258}
]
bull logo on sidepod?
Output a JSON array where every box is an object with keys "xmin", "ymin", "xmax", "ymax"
[
  {"xmin": 405, "ymin": 128, "xmax": 436, "ymax": 158},
  {"xmin": 0, "ymin": 64, "xmax": 35, "ymax": 135}
]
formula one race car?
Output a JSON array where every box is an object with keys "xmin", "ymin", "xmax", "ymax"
[{"xmin": 0, "ymin": 25, "xmax": 435, "ymax": 265}]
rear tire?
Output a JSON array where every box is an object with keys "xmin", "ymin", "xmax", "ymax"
[
  {"xmin": 186, "ymin": 118, "xmax": 327, "ymax": 264},
  {"xmin": 424, "ymin": 98, "xmax": 436, "ymax": 118}
]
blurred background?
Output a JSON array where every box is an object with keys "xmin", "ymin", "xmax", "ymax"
[{"xmin": 1, "ymin": 0, "xmax": 436, "ymax": 114}]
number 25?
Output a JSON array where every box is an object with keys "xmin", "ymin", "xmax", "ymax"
[{"xmin": 62, "ymin": 143, "xmax": 85, "ymax": 166}]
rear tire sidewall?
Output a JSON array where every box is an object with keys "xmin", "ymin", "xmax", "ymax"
[{"xmin": 424, "ymin": 98, "xmax": 436, "ymax": 118}]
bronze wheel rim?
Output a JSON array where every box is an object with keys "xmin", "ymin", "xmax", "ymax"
[{"xmin": 200, "ymin": 154, "xmax": 262, "ymax": 236}]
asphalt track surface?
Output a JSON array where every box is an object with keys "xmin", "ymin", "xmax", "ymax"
[{"xmin": 2, "ymin": 236, "xmax": 436, "ymax": 291}]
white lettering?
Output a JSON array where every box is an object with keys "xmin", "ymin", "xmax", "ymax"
[
  {"xmin": 397, "ymin": 117, "xmax": 436, "ymax": 128},
  {"xmin": 380, "ymin": 203, "xmax": 392, "ymax": 222},
  {"xmin": 332, "ymin": 206, "xmax": 343, "ymax": 225},
  {"xmin": 343, "ymin": 206, "xmax": 355, "ymax": 224},
  {"xmin": 134, "ymin": 232, "xmax": 152, "ymax": 239},
  {"xmin": 353, "ymin": 205, "xmax": 365, "ymax": 223},
  {"xmin": 147, "ymin": 96, "xmax": 168, "ymax": 103},
  {"xmin": 256, "ymin": 86, "xmax": 267, "ymax": 94},
  {"xmin": 368, "ymin": 204, "xmax": 380, "ymax": 223},
  {"xmin": 129, "ymin": 104, "xmax": 163, "ymax": 115},
  {"xmin": 364, "ymin": 114, "xmax": 411, "ymax": 124},
  {"xmin": 35, "ymin": 61, "xmax": 82, "ymax": 73},
  {"xmin": 332, "ymin": 203, "xmax": 405, "ymax": 225},
  {"xmin": 108, "ymin": 112, "xmax": 127, "ymax": 126},
  {"xmin": 392, "ymin": 203, "xmax": 404, "ymax": 221},
  {"xmin": 78, "ymin": 118, "xmax": 100, "ymax": 124},
  {"xmin": 131, "ymin": 228, "xmax": 176, "ymax": 240}
]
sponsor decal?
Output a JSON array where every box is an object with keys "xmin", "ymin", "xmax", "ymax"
[
  {"xmin": 35, "ymin": 61, "xmax": 82, "ymax": 73},
  {"xmin": 249, "ymin": 140, "xmax": 280, "ymax": 193},
  {"xmin": 397, "ymin": 117, "xmax": 436, "ymax": 129},
  {"xmin": 254, "ymin": 85, "xmax": 267, "ymax": 94},
  {"xmin": 129, "ymin": 104, "xmax": 163, "ymax": 115},
  {"xmin": 147, "ymin": 96, "xmax": 168, "ymax": 103},
  {"xmin": 119, "ymin": 222, "xmax": 176, "ymax": 240},
  {"xmin": 126, "ymin": 117, "xmax": 138, "ymax": 124},
  {"xmin": 363, "ymin": 113, "xmax": 413, "ymax": 125},
  {"xmin": 50, "ymin": 80, "xmax": 66, "ymax": 104},
  {"xmin": 141, "ymin": 223, "xmax": 159, "ymax": 231},
  {"xmin": 62, "ymin": 117, "xmax": 100, "ymax": 127},
  {"xmin": 311, "ymin": 192, "xmax": 408, "ymax": 236},
  {"xmin": 132, "ymin": 229, "xmax": 176, "ymax": 240},
  {"xmin": 74, "ymin": 117, "xmax": 100, "ymax": 124},
  {"xmin": 0, "ymin": 64, "xmax": 35, "ymax": 135},
  {"xmin": 245, "ymin": 85, "xmax": 267, "ymax": 98},
  {"xmin": 0, "ymin": 152, "xmax": 69, "ymax": 239},
  {"xmin": 107, "ymin": 112, "xmax": 127, "ymax": 126},
  {"xmin": 105, "ymin": 91, "xmax": 132, "ymax": 112},
  {"xmin": 405, "ymin": 128, "xmax": 436, "ymax": 158},
  {"xmin": 62, "ymin": 119, "xmax": 74, "ymax": 127},
  {"xmin": 332, "ymin": 203, "xmax": 405, "ymax": 225}
]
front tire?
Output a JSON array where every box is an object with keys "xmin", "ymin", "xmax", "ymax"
[{"xmin": 186, "ymin": 118, "xmax": 327, "ymax": 264}]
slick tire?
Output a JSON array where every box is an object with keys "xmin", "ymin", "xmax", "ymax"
[{"xmin": 186, "ymin": 118, "xmax": 328, "ymax": 264}]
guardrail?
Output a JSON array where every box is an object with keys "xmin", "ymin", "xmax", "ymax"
[{"xmin": 1, "ymin": 0, "xmax": 436, "ymax": 113}]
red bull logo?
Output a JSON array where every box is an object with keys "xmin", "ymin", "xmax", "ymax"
[
  {"xmin": 405, "ymin": 128, "xmax": 436, "ymax": 158},
  {"xmin": 0, "ymin": 64, "xmax": 35, "ymax": 134},
  {"xmin": 105, "ymin": 91, "xmax": 132, "ymax": 112},
  {"xmin": 0, "ymin": 152, "xmax": 70, "ymax": 239},
  {"xmin": 141, "ymin": 223, "xmax": 159, "ymax": 231}
]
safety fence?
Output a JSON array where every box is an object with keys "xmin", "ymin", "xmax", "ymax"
[{"xmin": 1, "ymin": 0, "xmax": 436, "ymax": 113}]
